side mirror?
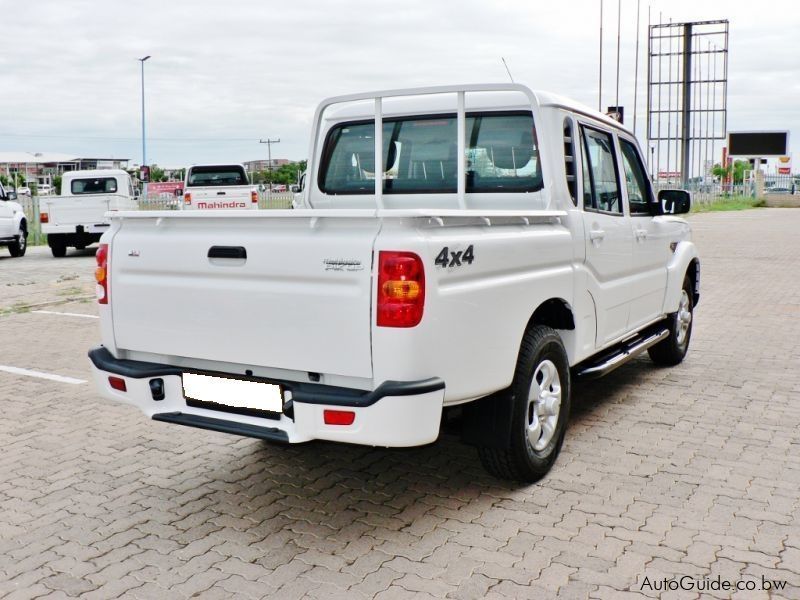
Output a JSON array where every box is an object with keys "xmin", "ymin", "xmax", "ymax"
[
  {"xmin": 656, "ymin": 189, "xmax": 691, "ymax": 215},
  {"xmin": 174, "ymin": 188, "xmax": 183, "ymax": 197},
  {"xmin": 7, "ymin": 191, "xmax": 17, "ymax": 201}
]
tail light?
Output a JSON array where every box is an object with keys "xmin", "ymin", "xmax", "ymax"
[
  {"xmin": 184, "ymin": 192, "xmax": 192, "ymax": 205},
  {"xmin": 108, "ymin": 376, "xmax": 126, "ymax": 392},
  {"xmin": 251, "ymin": 190, "xmax": 258, "ymax": 204},
  {"xmin": 95, "ymin": 243, "xmax": 109, "ymax": 304},
  {"xmin": 39, "ymin": 212, "xmax": 49, "ymax": 223},
  {"xmin": 377, "ymin": 251, "xmax": 425, "ymax": 327}
]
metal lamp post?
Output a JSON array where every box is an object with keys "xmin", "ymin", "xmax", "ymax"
[{"xmin": 138, "ymin": 55, "xmax": 151, "ymax": 196}]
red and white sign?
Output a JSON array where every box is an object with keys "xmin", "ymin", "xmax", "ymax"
[
  {"xmin": 777, "ymin": 155, "xmax": 792, "ymax": 175},
  {"xmin": 147, "ymin": 181, "xmax": 184, "ymax": 195}
]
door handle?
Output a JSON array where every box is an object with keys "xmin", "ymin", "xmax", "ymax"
[
  {"xmin": 635, "ymin": 228, "xmax": 648, "ymax": 241},
  {"xmin": 589, "ymin": 229, "xmax": 605, "ymax": 242},
  {"xmin": 208, "ymin": 246, "xmax": 247, "ymax": 259}
]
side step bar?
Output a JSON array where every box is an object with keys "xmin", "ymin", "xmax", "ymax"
[
  {"xmin": 576, "ymin": 328, "xmax": 669, "ymax": 379},
  {"xmin": 153, "ymin": 412, "xmax": 289, "ymax": 443}
]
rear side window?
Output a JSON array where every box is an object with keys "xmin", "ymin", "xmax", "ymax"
[
  {"xmin": 71, "ymin": 177, "xmax": 118, "ymax": 195},
  {"xmin": 581, "ymin": 127, "xmax": 622, "ymax": 214},
  {"xmin": 319, "ymin": 112, "xmax": 542, "ymax": 195},
  {"xmin": 187, "ymin": 166, "xmax": 248, "ymax": 187}
]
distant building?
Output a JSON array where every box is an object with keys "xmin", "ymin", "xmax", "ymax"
[
  {"xmin": 243, "ymin": 158, "xmax": 290, "ymax": 172},
  {"xmin": 0, "ymin": 152, "xmax": 129, "ymax": 186}
]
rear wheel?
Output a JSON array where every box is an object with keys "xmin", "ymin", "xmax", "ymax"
[
  {"xmin": 478, "ymin": 325, "xmax": 571, "ymax": 482},
  {"xmin": 8, "ymin": 226, "xmax": 27, "ymax": 257},
  {"xmin": 648, "ymin": 275, "xmax": 694, "ymax": 366},
  {"xmin": 49, "ymin": 235, "xmax": 67, "ymax": 257}
]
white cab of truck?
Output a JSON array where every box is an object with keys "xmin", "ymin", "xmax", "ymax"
[
  {"xmin": 41, "ymin": 169, "xmax": 137, "ymax": 257},
  {"xmin": 0, "ymin": 182, "xmax": 28, "ymax": 257},
  {"xmin": 89, "ymin": 84, "xmax": 700, "ymax": 482},
  {"xmin": 180, "ymin": 164, "xmax": 259, "ymax": 210}
]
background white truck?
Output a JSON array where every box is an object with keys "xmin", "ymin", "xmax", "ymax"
[
  {"xmin": 0, "ymin": 182, "xmax": 27, "ymax": 258},
  {"xmin": 179, "ymin": 164, "xmax": 259, "ymax": 209},
  {"xmin": 89, "ymin": 84, "xmax": 699, "ymax": 482},
  {"xmin": 41, "ymin": 169, "xmax": 137, "ymax": 257}
]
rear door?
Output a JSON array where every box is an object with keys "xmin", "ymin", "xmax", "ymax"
[
  {"xmin": 110, "ymin": 214, "xmax": 379, "ymax": 379},
  {"xmin": 578, "ymin": 124, "xmax": 633, "ymax": 347}
]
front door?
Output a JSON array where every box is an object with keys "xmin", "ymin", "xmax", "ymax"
[
  {"xmin": 618, "ymin": 136, "xmax": 670, "ymax": 329},
  {"xmin": 579, "ymin": 125, "xmax": 633, "ymax": 348}
]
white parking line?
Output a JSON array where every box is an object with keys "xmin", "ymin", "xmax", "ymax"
[
  {"xmin": 0, "ymin": 365, "xmax": 86, "ymax": 385},
  {"xmin": 31, "ymin": 310, "xmax": 99, "ymax": 319}
]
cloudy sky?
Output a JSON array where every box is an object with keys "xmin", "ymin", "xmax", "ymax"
[{"xmin": 1, "ymin": 0, "xmax": 798, "ymax": 170}]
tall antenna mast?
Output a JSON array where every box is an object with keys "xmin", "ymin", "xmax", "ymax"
[
  {"xmin": 615, "ymin": 0, "xmax": 622, "ymax": 110},
  {"xmin": 633, "ymin": 0, "xmax": 641, "ymax": 136},
  {"xmin": 599, "ymin": 0, "xmax": 604, "ymax": 111}
]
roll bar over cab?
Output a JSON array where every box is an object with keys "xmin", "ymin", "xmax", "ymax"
[{"xmin": 89, "ymin": 84, "xmax": 698, "ymax": 482}]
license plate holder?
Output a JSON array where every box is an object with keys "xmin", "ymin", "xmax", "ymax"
[{"xmin": 182, "ymin": 372, "xmax": 283, "ymax": 418}]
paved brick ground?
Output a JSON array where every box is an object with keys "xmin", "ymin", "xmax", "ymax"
[{"xmin": 1, "ymin": 210, "xmax": 799, "ymax": 599}]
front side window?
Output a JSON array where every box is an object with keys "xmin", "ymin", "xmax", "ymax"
[
  {"xmin": 618, "ymin": 138, "xmax": 652, "ymax": 215},
  {"xmin": 71, "ymin": 177, "xmax": 118, "ymax": 195},
  {"xmin": 187, "ymin": 166, "xmax": 248, "ymax": 187},
  {"xmin": 319, "ymin": 112, "xmax": 542, "ymax": 195},
  {"xmin": 581, "ymin": 127, "xmax": 622, "ymax": 214}
]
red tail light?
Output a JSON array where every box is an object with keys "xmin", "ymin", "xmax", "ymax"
[
  {"xmin": 324, "ymin": 410, "xmax": 355, "ymax": 425},
  {"xmin": 108, "ymin": 376, "xmax": 126, "ymax": 392},
  {"xmin": 184, "ymin": 192, "xmax": 192, "ymax": 205},
  {"xmin": 377, "ymin": 251, "xmax": 425, "ymax": 327},
  {"xmin": 96, "ymin": 243, "xmax": 109, "ymax": 304},
  {"xmin": 251, "ymin": 190, "xmax": 258, "ymax": 204},
  {"xmin": 39, "ymin": 212, "xmax": 49, "ymax": 223}
]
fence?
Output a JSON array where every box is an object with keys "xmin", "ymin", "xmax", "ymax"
[{"xmin": 18, "ymin": 192, "xmax": 295, "ymax": 246}]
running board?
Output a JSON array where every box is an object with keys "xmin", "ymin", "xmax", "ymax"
[{"xmin": 576, "ymin": 328, "xmax": 669, "ymax": 379}]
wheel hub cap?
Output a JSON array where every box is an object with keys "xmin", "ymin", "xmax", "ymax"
[
  {"xmin": 527, "ymin": 359, "xmax": 562, "ymax": 452},
  {"xmin": 676, "ymin": 290, "xmax": 692, "ymax": 345}
]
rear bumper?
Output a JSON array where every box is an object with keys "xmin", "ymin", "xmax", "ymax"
[{"xmin": 88, "ymin": 346, "xmax": 445, "ymax": 447}]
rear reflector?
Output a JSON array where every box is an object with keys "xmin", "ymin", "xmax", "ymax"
[
  {"xmin": 39, "ymin": 212, "xmax": 49, "ymax": 223},
  {"xmin": 323, "ymin": 410, "xmax": 355, "ymax": 426},
  {"xmin": 251, "ymin": 190, "xmax": 258, "ymax": 203},
  {"xmin": 108, "ymin": 376, "xmax": 127, "ymax": 392},
  {"xmin": 184, "ymin": 192, "xmax": 192, "ymax": 205}
]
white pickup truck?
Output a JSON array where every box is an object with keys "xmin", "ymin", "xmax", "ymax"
[
  {"xmin": 41, "ymin": 169, "xmax": 137, "ymax": 257},
  {"xmin": 180, "ymin": 164, "xmax": 259, "ymax": 209},
  {"xmin": 0, "ymin": 182, "xmax": 27, "ymax": 257},
  {"xmin": 89, "ymin": 84, "xmax": 699, "ymax": 481}
]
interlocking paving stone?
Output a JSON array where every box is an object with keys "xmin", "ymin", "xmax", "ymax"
[{"xmin": 1, "ymin": 209, "xmax": 799, "ymax": 598}]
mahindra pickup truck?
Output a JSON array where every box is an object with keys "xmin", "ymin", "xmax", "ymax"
[
  {"xmin": 179, "ymin": 164, "xmax": 259, "ymax": 210},
  {"xmin": 41, "ymin": 169, "xmax": 137, "ymax": 257},
  {"xmin": 89, "ymin": 84, "xmax": 699, "ymax": 482},
  {"xmin": 0, "ymin": 182, "xmax": 27, "ymax": 257}
]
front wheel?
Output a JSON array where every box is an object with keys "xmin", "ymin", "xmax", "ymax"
[
  {"xmin": 648, "ymin": 275, "xmax": 694, "ymax": 366},
  {"xmin": 8, "ymin": 227, "xmax": 27, "ymax": 257},
  {"xmin": 478, "ymin": 325, "xmax": 571, "ymax": 482}
]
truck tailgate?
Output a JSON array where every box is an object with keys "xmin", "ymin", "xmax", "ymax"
[
  {"xmin": 47, "ymin": 196, "xmax": 111, "ymax": 225},
  {"xmin": 187, "ymin": 186, "xmax": 252, "ymax": 209},
  {"xmin": 109, "ymin": 213, "xmax": 379, "ymax": 379}
]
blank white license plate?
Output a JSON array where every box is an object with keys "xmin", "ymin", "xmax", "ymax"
[{"xmin": 182, "ymin": 373, "xmax": 282, "ymax": 412}]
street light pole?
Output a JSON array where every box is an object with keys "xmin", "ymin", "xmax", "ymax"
[
  {"xmin": 259, "ymin": 138, "xmax": 280, "ymax": 198},
  {"xmin": 138, "ymin": 55, "xmax": 151, "ymax": 195}
]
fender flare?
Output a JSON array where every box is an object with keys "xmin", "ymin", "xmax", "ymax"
[{"xmin": 663, "ymin": 241, "xmax": 699, "ymax": 314}]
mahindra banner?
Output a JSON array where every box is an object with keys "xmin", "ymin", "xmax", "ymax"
[{"xmin": 147, "ymin": 181, "xmax": 184, "ymax": 195}]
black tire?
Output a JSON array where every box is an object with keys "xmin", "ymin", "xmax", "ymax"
[
  {"xmin": 648, "ymin": 275, "xmax": 694, "ymax": 366},
  {"xmin": 478, "ymin": 325, "xmax": 571, "ymax": 482},
  {"xmin": 8, "ymin": 227, "xmax": 26, "ymax": 257},
  {"xmin": 50, "ymin": 243, "xmax": 67, "ymax": 258}
]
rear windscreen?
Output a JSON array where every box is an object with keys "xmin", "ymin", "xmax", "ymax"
[
  {"xmin": 319, "ymin": 112, "xmax": 542, "ymax": 195},
  {"xmin": 71, "ymin": 177, "xmax": 118, "ymax": 195},
  {"xmin": 187, "ymin": 166, "xmax": 248, "ymax": 187}
]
